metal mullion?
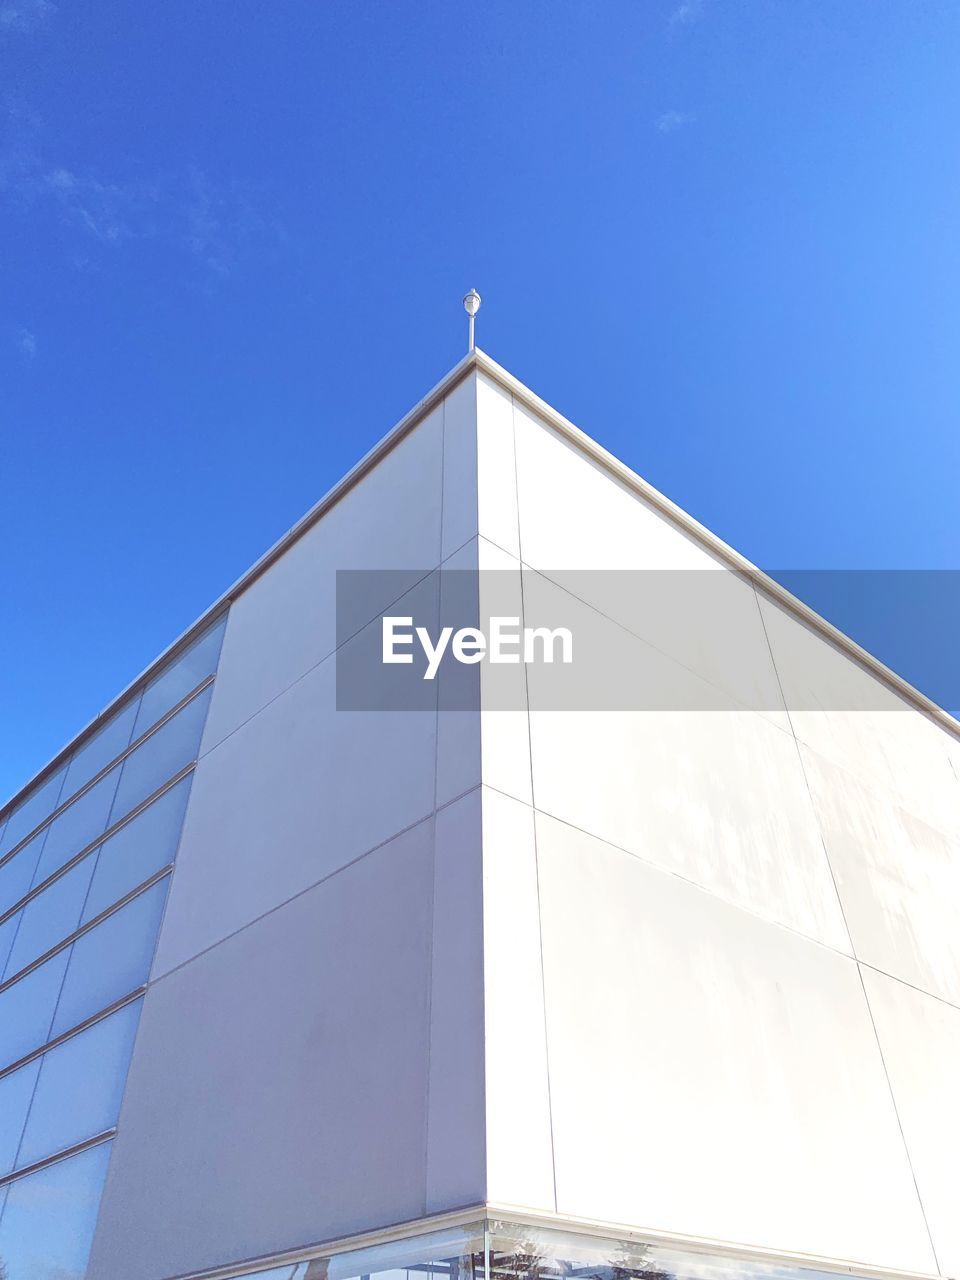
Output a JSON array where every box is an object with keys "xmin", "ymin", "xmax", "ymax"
[
  {"xmin": 0, "ymin": 1127, "xmax": 116, "ymax": 1190},
  {"xmin": 0, "ymin": 761, "xmax": 195, "ymax": 928},
  {"xmin": 0, "ymin": 985, "xmax": 147, "ymax": 1083},
  {"xmin": 0, "ymin": 865, "xmax": 173, "ymax": 996},
  {"xmin": 0, "ymin": 674, "xmax": 214, "ymax": 870}
]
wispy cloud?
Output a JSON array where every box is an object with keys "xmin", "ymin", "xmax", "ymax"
[
  {"xmin": 43, "ymin": 166, "xmax": 133, "ymax": 243},
  {"xmin": 0, "ymin": 104, "xmax": 278, "ymax": 280},
  {"xmin": 0, "ymin": 0, "xmax": 55, "ymax": 32},
  {"xmin": 656, "ymin": 110, "xmax": 696, "ymax": 134},
  {"xmin": 668, "ymin": 0, "xmax": 704, "ymax": 26},
  {"xmin": 183, "ymin": 170, "xmax": 267, "ymax": 278},
  {"xmin": 15, "ymin": 327, "xmax": 37, "ymax": 359}
]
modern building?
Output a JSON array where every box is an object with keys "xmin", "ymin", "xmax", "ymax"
[{"xmin": 0, "ymin": 347, "xmax": 959, "ymax": 1280}]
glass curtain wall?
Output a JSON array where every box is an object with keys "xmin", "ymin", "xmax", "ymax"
[
  {"xmin": 0, "ymin": 614, "xmax": 227, "ymax": 1280},
  {"xmin": 202, "ymin": 1219, "xmax": 888, "ymax": 1280},
  {"xmin": 219, "ymin": 1223, "xmax": 488, "ymax": 1280}
]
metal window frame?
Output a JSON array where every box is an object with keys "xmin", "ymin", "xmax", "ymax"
[
  {"xmin": 7, "ymin": 348, "xmax": 955, "ymax": 835},
  {"xmin": 0, "ymin": 759, "xmax": 194, "ymax": 931},
  {"xmin": 0, "ymin": 983, "xmax": 147, "ymax": 1084},
  {"xmin": 159, "ymin": 1207, "xmax": 943, "ymax": 1280},
  {"xmin": 0, "ymin": 675, "xmax": 214, "ymax": 876},
  {"xmin": 0, "ymin": 864, "xmax": 173, "ymax": 998},
  {"xmin": 0, "ymin": 1127, "xmax": 115, "ymax": 1191}
]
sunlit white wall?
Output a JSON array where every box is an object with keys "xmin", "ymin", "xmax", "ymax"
[{"xmin": 479, "ymin": 386, "xmax": 960, "ymax": 1278}]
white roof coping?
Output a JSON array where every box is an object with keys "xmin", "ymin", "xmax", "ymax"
[{"xmin": 3, "ymin": 346, "xmax": 957, "ymax": 818}]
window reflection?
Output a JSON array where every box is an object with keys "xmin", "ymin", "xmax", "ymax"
[
  {"xmin": 0, "ymin": 1140, "xmax": 112, "ymax": 1279},
  {"xmin": 3, "ymin": 859, "xmax": 96, "ymax": 983},
  {"xmin": 0, "ymin": 613, "xmax": 222, "ymax": 878},
  {"xmin": 0, "ymin": 833, "xmax": 46, "ymax": 917},
  {"xmin": 60, "ymin": 700, "xmax": 139, "ymax": 808},
  {"xmin": 82, "ymin": 775, "xmax": 192, "ymax": 924},
  {"xmin": 203, "ymin": 1217, "xmax": 905, "ymax": 1280},
  {"xmin": 0, "ymin": 949, "xmax": 70, "ymax": 1071},
  {"xmin": 0, "ymin": 767, "xmax": 66, "ymax": 860},
  {"xmin": 0, "ymin": 913, "xmax": 20, "ymax": 978},
  {"xmin": 0, "ymin": 875, "xmax": 168, "ymax": 1071},
  {"xmin": 17, "ymin": 1000, "xmax": 141, "ymax": 1170},
  {"xmin": 132, "ymin": 615, "xmax": 226, "ymax": 739},
  {"xmin": 0, "ymin": 1059, "xmax": 40, "ymax": 1175},
  {"xmin": 485, "ymin": 1222, "xmax": 874, "ymax": 1280},
  {"xmin": 0, "ymin": 754, "xmax": 196, "ymax": 996},
  {"xmin": 0, "ymin": 608, "xmax": 227, "ymax": 1279},
  {"xmin": 213, "ymin": 1228, "xmax": 488, "ymax": 1280},
  {"xmin": 326, "ymin": 1225, "xmax": 486, "ymax": 1280},
  {"xmin": 31, "ymin": 767, "xmax": 120, "ymax": 890},
  {"xmin": 51, "ymin": 877, "xmax": 169, "ymax": 1040},
  {"xmin": 111, "ymin": 686, "xmax": 212, "ymax": 824}
]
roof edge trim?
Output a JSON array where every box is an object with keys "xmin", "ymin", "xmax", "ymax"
[
  {"xmin": 0, "ymin": 350, "xmax": 477, "ymax": 818},
  {"xmin": 165, "ymin": 1201, "xmax": 939, "ymax": 1280},
  {"xmin": 4, "ymin": 344, "xmax": 958, "ymax": 820},
  {"xmin": 474, "ymin": 347, "xmax": 960, "ymax": 743}
]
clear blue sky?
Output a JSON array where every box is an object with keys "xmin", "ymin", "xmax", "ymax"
[{"xmin": 2, "ymin": 1, "xmax": 959, "ymax": 801}]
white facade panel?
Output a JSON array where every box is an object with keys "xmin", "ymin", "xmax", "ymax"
[
  {"xmin": 439, "ymin": 371, "xmax": 519, "ymax": 563},
  {"xmin": 523, "ymin": 584, "xmax": 850, "ymax": 951},
  {"xmin": 481, "ymin": 787, "xmax": 555, "ymax": 1213},
  {"xmin": 758, "ymin": 597, "xmax": 960, "ymax": 835},
  {"xmin": 88, "ymin": 821, "xmax": 437, "ymax": 1280},
  {"xmin": 802, "ymin": 746, "xmax": 960, "ymax": 1005},
  {"xmin": 476, "ymin": 539, "xmax": 533, "ymax": 807},
  {"xmin": 512, "ymin": 402, "xmax": 787, "ymax": 723},
  {"xmin": 513, "ymin": 400, "xmax": 714, "ymax": 574},
  {"xmin": 434, "ymin": 537, "xmax": 482, "ymax": 807},
  {"xmin": 476, "ymin": 372, "xmax": 521, "ymax": 559},
  {"xmin": 440, "ymin": 374, "xmax": 480, "ymax": 561},
  {"xmin": 152, "ymin": 586, "xmax": 439, "ymax": 978},
  {"xmin": 202, "ymin": 402, "xmax": 445, "ymax": 753},
  {"xmin": 434, "ymin": 537, "xmax": 532, "ymax": 808},
  {"xmin": 426, "ymin": 791, "xmax": 486, "ymax": 1212},
  {"xmin": 862, "ymin": 968, "xmax": 960, "ymax": 1277},
  {"xmin": 534, "ymin": 814, "xmax": 936, "ymax": 1272}
]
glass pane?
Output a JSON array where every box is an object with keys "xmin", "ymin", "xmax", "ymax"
[
  {"xmin": 0, "ymin": 950, "xmax": 69, "ymax": 1071},
  {"xmin": 0, "ymin": 1059, "xmax": 40, "ymax": 1175},
  {"xmin": 329, "ymin": 1225, "xmax": 487, "ymax": 1280},
  {"xmin": 31, "ymin": 767, "xmax": 121, "ymax": 891},
  {"xmin": 3, "ymin": 859, "xmax": 96, "ymax": 983},
  {"xmin": 17, "ymin": 1000, "xmax": 141, "ymax": 1169},
  {"xmin": 0, "ymin": 912, "xmax": 21, "ymax": 977},
  {"xmin": 51, "ymin": 878, "xmax": 169, "ymax": 1039},
  {"xmin": 82, "ymin": 775, "xmax": 192, "ymax": 924},
  {"xmin": 0, "ymin": 766, "xmax": 66, "ymax": 859},
  {"xmin": 0, "ymin": 1140, "xmax": 112, "ymax": 1279},
  {"xmin": 132, "ymin": 616, "xmax": 226, "ymax": 739},
  {"xmin": 486, "ymin": 1222, "xmax": 877, "ymax": 1280},
  {"xmin": 0, "ymin": 832, "xmax": 45, "ymax": 917},
  {"xmin": 111, "ymin": 686, "xmax": 212, "ymax": 824},
  {"xmin": 61, "ymin": 700, "xmax": 139, "ymax": 806}
]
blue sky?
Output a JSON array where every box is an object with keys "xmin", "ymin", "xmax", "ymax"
[{"xmin": 2, "ymin": 1, "xmax": 959, "ymax": 800}]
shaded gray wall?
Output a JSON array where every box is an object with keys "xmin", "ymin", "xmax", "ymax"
[{"xmin": 87, "ymin": 376, "xmax": 487, "ymax": 1280}]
